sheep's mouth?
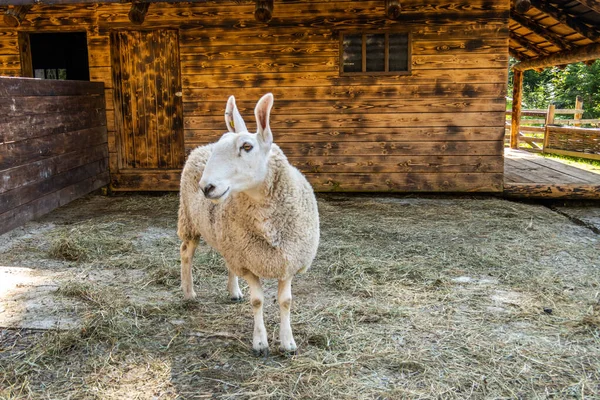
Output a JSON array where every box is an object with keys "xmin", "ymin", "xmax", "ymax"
[{"xmin": 208, "ymin": 187, "xmax": 230, "ymax": 202}]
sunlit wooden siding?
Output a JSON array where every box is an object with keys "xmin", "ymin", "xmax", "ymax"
[{"xmin": 0, "ymin": 0, "xmax": 510, "ymax": 192}]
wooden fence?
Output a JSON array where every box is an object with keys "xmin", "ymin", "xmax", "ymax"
[
  {"xmin": 0, "ymin": 78, "xmax": 109, "ymax": 236},
  {"xmin": 506, "ymin": 103, "xmax": 600, "ymax": 154},
  {"xmin": 544, "ymin": 125, "xmax": 600, "ymax": 161}
]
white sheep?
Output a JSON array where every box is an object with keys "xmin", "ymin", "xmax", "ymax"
[{"xmin": 177, "ymin": 93, "xmax": 320, "ymax": 355}]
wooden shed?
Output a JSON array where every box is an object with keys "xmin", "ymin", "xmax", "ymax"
[{"xmin": 0, "ymin": 0, "xmax": 513, "ymax": 193}]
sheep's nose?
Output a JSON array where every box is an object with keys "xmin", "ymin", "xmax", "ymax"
[{"xmin": 203, "ymin": 183, "xmax": 216, "ymax": 198}]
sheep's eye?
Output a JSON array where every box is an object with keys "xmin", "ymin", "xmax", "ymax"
[{"xmin": 241, "ymin": 143, "xmax": 253, "ymax": 152}]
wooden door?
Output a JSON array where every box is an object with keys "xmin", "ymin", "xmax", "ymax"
[{"xmin": 111, "ymin": 29, "xmax": 185, "ymax": 170}]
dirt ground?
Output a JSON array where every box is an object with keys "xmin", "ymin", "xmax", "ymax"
[{"xmin": 1, "ymin": 193, "xmax": 599, "ymax": 399}]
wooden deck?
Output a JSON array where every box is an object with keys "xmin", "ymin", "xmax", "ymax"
[{"xmin": 504, "ymin": 149, "xmax": 600, "ymax": 199}]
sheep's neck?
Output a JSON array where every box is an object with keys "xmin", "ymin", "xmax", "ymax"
[{"xmin": 240, "ymin": 151, "xmax": 279, "ymax": 205}]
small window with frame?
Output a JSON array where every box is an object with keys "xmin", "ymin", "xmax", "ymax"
[{"xmin": 340, "ymin": 31, "xmax": 411, "ymax": 76}]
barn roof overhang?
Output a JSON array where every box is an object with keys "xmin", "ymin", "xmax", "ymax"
[{"xmin": 509, "ymin": 0, "xmax": 600, "ymax": 70}]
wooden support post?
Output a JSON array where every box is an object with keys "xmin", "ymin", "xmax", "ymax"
[
  {"xmin": 574, "ymin": 96, "xmax": 583, "ymax": 127},
  {"xmin": 514, "ymin": 0, "xmax": 531, "ymax": 13},
  {"xmin": 545, "ymin": 103, "xmax": 556, "ymax": 126},
  {"xmin": 18, "ymin": 32, "xmax": 32, "ymax": 77},
  {"xmin": 385, "ymin": 0, "xmax": 402, "ymax": 20},
  {"xmin": 128, "ymin": 2, "xmax": 150, "ymax": 25},
  {"xmin": 254, "ymin": 0, "xmax": 273, "ymax": 23},
  {"xmin": 4, "ymin": 5, "xmax": 32, "ymax": 27},
  {"xmin": 542, "ymin": 103, "xmax": 555, "ymax": 151},
  {"xmin": 510, "ymin": 69, "xmax": 524, "ymax": 149}
]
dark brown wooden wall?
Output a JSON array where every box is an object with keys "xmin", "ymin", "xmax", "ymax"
[
  {"xmin": 0, "ymin": 78, "xmax": 109, "ymax": 235},
  {"xmin": 0, "ymin": 0, "xmax": 510, "ymax": 193}
]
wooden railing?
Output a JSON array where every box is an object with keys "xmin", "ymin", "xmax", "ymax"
[
  {"xmin": 506, "ymin": 104, "xmax": 600, "ymax": 152},
  {"xmin": 543, "ymin": 125, "xmax": 600, "ymax": 161}
]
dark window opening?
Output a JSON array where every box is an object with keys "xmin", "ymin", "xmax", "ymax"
[
  {"xmin": 30, "ymin": 32, "xmax": 89, "ymax": 81},
  {"xmin": 341, "ymin": 32, "xmax": 411, "ymax": 76}
]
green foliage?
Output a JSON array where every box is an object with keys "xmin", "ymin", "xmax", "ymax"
[{"xmin": 508, "ymin": 59, "xmax": 600, "ymax": 119}]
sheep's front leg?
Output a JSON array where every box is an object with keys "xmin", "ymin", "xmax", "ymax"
[
  {"xmin": 278, "ymin": 277, "xmax": 297, "ymax": 353},
  {"xmin": 180, "ymin": 239, "xmax": 198, "ymax": 300},
  {"xmin": 227, "ymin": 270, "xmax": 243, "ymax": 301},
  {"xmin": 244, "ymin": 272, "xmax": 269, "ymax": 356}
]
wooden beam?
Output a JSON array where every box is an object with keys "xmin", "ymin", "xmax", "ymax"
[
  {"xmin": 530, "ymin": 0, "xmax": 600, "ymax": 42},
  {"xmin": 511, "ymin": 69, "xmax": 524, "ymax": 149},
  {"xmin": 513, "ymin": 43, "xmax": 600, "ymax": 70},
  {"xmin": 128, "ymin": 2, "xmax": 149, "ymax": 25},
  {"xmin": 254, "ymin": 0, "xmax": 273, "ymax": 23},
  {"xmin": 514, "ymin": 0, "xmax": 532, "ymax": 13},
  {"xmin": 510, "ymin": 10, "xmax": 572, "ymax": 50},
  {"xmin": 574, "ymin": 0, "xmax": 600, "ymax": 15},
  {"xmin": 509, "ymin": 48, "xmax": 532, "ymax": 61},
  {"xmin": 3, "ymin": 4, "xmax": 31, "ymax": 27},
  {"xmin": 385, "ymin": 0, "xmax": 401, "ymax": 20},
  {"xmin": 509, "ymin": 31, "xmax": 548, "ymax": 57}
]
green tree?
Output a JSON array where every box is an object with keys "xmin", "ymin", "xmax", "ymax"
[{"xmin": 508, "ymin": 59, "xmax": 600, "ymax": 119}]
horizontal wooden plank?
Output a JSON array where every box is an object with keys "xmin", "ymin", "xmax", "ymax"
[
  {"xmin": 503, "ymin": 183, "xmax": 600, "ymax": 199},
  {"xmin": 305, "ymin": 172, "xmax": 503, "ymax": 192},
  {"xmin": 0, "ymin": 69, "xmax": 21, "ymax": 77},
  {"xmin": 0, "ymin": 171, "xmax": 109, "ymax": 236},
  {"xmin": 110, "ymin": 171, "xmax": 181, "ymax": 191},
  {"xmin": 1, "ymin": 106, "xmax": 106, "ymax": 143},
  {"xmin": 289, "ymin": 155, "xmax": 504, "ymax": 174},
  {"xmin": 184, "ymin": 126, "xmax": 505, "ymax": 144},
  {"xmin": 181, "ymin": 57, "xmax": 338, "ymax": 74},
  {"xmin": 181, "ymin": 69, "xmax": 508, "ymax": 87},
  {"xmin": 0, "ymin": 158, "xmax": 108, "ymax": 215},
  {"xmin": 0, "ymin": 126, "xmax": 108, "ymax": 170},
  {"xmin": 0, "ymin": 77, "xmax": 104, "ymax": 97},
  {"xmin": 412, "ymin": 53, "xmax": 509, "ymax": 69},
  {"xmin": 0, "ymin": 55, "xmax": 19, "ymax": 69},
  {"xmin": 183, "ymin": 84, "xmax": 508, "ymax": 101},
  {"xmin": 276, "ymin": 141, "xmax": 503, "ymax": 157},
  {"xmin": 183, "ymin": 98, "xmax": 508, "ymax": 115},
  {"xmin": 184, "ymin": 112, "xmax": 505, "ymax": 130},
  {"xmin": 547, "ymin": 126, "xmax": 600, "ymax": 135},
  {"xmin": 412, "ymin": 39, "xmax": 507, "ymax": 55},
  {"xmin": 0, "ymin": 94, "xmax": 104, "ymax": 117},
  {"xmin": 180, "ymin": 44, "xmax": 337, "ymax": 60},
  {"xmin": 1, "ymin": 144, "xmax": 108, "ymax": 194}
]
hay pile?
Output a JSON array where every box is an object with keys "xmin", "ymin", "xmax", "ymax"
[{"xmin": 1, "ymin": 194, "xmax": 599, "ymax": 399}]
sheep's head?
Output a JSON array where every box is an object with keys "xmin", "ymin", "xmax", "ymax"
[{"xmin": 199, "ymin": 93, "xmax": 274, "ymax": 203}]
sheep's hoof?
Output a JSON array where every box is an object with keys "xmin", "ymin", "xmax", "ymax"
[
  {"xmin": 230, "ymin": 296, "xmax": 244, "ymax": 303},
  {"xmin": 279, "ymin": 346, "xmax": 298, "ymax": 356},
  {"xmin": 182, "ymin": 290, "xmax": 197, "ymax": 300},
  {"xmin": 253, "ymin": 347, "xmax": 270, "ymax": 358}
]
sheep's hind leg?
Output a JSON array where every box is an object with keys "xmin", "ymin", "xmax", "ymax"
[
  {"xmin": 227, "ymin": 270, "xmax": 243, "ymax": 302},
  {"xmin": 278, "ymin": 277, "xmax": 297, "ymax": 354},
  {"xmin": 180, "ymin": 239, "xmax": 199, "ymax": 300},
  {"xmin": 244, "ymin": 272, "xmax": 269, "ymax": 356}
]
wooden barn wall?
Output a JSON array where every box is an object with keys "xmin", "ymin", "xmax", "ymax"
[
  {"xmin": 0, "ymin": 0, "xmax": 510, "ymax": 193},
  {"xmin": 0, "ymin": 78, "xmax": 109, "ymax": 235}
]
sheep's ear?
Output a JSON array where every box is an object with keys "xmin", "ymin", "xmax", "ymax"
[
  {"xmin": 254, "ymin": 93, "xmax": 273, "ymax": 147},
  {"xmin": 225, "ymin": 95, "xmax": 247, "ymax": 133}
]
